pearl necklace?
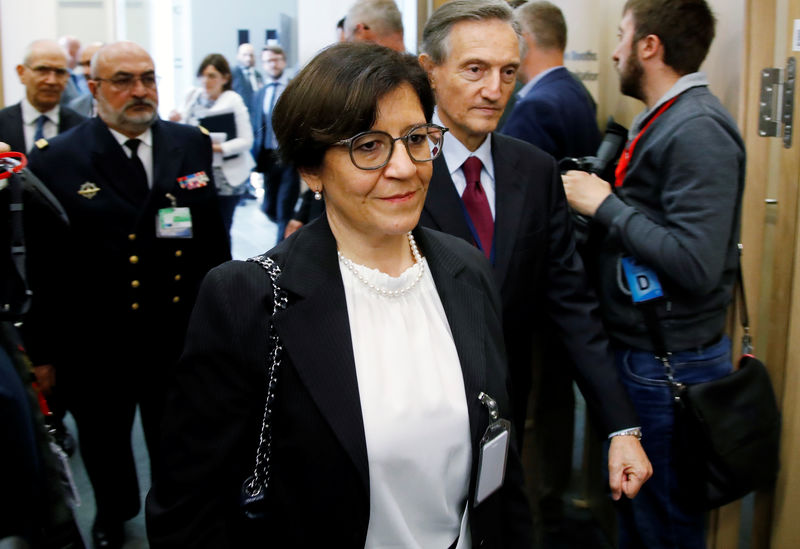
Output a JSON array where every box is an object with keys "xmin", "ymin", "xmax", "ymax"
[{"xmin": 338, "ymin": 232, "xmax": 424, "ymax": 298}]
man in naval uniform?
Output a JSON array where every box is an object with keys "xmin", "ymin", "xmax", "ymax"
[{"xmin": 25, "ymin": 41, "xmax": 230, "ymax": 549}]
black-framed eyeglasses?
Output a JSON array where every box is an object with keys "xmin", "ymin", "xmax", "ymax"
[
  {"xmin": 25, "ymin": 65, "xmax": 70, "ymax": 79},
  {"xmin": 335, "ymin": 123, "xmax": 448, "ymax": 170},
  {"xmin": 93, "ymin": 73, "xmax": 160, "ymax": 91}
]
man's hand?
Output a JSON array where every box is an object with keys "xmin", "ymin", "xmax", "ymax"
[
  {"xmin": 0, "ymin": 142, "xmax": 10, "ymax": 153},
  {"xmin": 33, "ymin": 364, "xmax": 56, "ymax": 395},
  {"xmin": 562, "ymin": 170, "xmax": 612, "ymax": 217},
  {"xmin": 608, "ymin": 435, "xmax": 652, "ymax": 500}
]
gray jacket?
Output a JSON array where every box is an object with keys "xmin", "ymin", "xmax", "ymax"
[{"xmin": 590, "ymin": 73, "xmax": 746, "ymax": 352}]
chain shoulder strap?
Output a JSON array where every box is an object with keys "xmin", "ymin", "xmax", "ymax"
[{"xmin": 240, "ymin": 254, "xmax": 287, "ymax": 518}]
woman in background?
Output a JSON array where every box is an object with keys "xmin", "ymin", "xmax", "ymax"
[{"xmin": 171, "ymin": 53, "xmax": 254, "ymax": 239}]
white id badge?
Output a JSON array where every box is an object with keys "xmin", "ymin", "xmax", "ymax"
[
  {"xmin": 156, "ymin": 207, "xmax": 193, "ymax": 238},
  {"xmin": 474, "ymin": 392, "xmax": 511, "ymax": 505}
]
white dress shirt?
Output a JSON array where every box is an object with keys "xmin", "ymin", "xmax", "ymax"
[
  {"xmin": 21, "ymin": 97, "xmax": 60, "ymax": 153},
  {"xmin": 339, "ymin": 255, "xmax": 472, "ymax": 548},
  {"xmin": 434, "ymin": 112, "xmax": 497, "ymax": 219}
]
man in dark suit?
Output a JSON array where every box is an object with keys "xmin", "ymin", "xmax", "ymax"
[
  {"xmin": 418, "ymin": 0, "xmax": 651, "ymax": 511},
  {"xmin": 0, "ymin": 39, "xmax": 85, "ymax": 153},
  {"xmin": 25, "ymin": 41, "xmax": 230, "ymax": 549},
  {"xmin": 231, "ymin": 43, "xmax": 263, "ymax": 120},
  {"xmin": 251, "ymin": 45, "xmax": 298, "ymax": 243},
  {"xmin": 499, "ymin": 0, "xmax": 603, "ymax": 531},
  {"xmin": 502, "ymin": 1, "xmax": 601, "ymax": 160}
]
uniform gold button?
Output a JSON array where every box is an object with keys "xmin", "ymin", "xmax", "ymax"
[
  {"xmin": 128, "ymin": 233, "xmax": 136, "ymax": 241},
  {"xmin": 131, "ymin": 302, "xmax": 140, "ymax": 310},
  {"xmin": 174, "ymin": 274, "xmax": 181, "ymax": 281},
  {"xmin": 172, "ymin": 296, "xmax": 180, "ymax": 303},
  {"xmin": 131, "ymin": 280, "xmax": 140, "ymax": 288},
  {"xmin": 174, "ymin": 250, "xmax": 183, "ymax": 257},
  {"xmin": 129, "ymin": 255, "xmax": 139, "ymax": 264}
]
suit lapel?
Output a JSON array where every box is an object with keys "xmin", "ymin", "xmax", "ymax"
[
  {"xmin": 419, "ymin": 229, "xmax": 487, "ymax": 447},
  {"xmin": 150, "ymin": 120, "xmax": 183, "ymax": 202},
  {"xmin": 271, "ymin": 217, "xmax": 370, "ymax": 491},
  {"xmin": 423, "ymin": 157, "xmax": 473, "ymax": 242},
  {"xmin": 491, "ymin": 134, "xmax": 526, "ymax": 289},
  {"xmin": 7, "ymin": 104, "xmax": 27, "ymax": 154}
]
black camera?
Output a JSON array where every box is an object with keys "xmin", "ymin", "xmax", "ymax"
[{"xmin": 558, "ymin": 119, "xmax": 628, "ymax": 244}]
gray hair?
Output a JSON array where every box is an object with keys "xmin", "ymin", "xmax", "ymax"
[
  {"xmin": 421, "ymin": 0, "xmax": 521, "ymax": 65},
  {"xmin": 515, "ymin": 1, "xmax": 567, "ymax": 52},
  {"xmin": 344, "ymin": 0, "xmax": 404, "ymax": 38}
]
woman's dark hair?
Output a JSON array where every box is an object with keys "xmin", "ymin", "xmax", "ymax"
[
  {"xmin": 197, "ymin": 53, "xmax": 233, "ymax": 92},
  {"xmin": 272, "ymin": 42, "xmax": 435, "ymax": 170}
]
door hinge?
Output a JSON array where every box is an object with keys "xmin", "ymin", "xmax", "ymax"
[{"xmin": 759, "ymin": 57, "xmax": 795, "ymax": 148}]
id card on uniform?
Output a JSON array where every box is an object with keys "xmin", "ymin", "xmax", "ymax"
[
  {"xmin": 156, "ymin": 207, "xmax": 193, "ymax": 238},
  {"xmin": 475, "ymin": 392, "xmax": 511, "ymax": 505}
]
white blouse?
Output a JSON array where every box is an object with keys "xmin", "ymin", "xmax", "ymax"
[{"xmin": 339, "ymin": 255, "xmax": 473, "ymax": 549}]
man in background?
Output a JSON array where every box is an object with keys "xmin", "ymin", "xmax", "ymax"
[
  {"xmin": 344, "ymin": 0, "xmax": 405, "ymax": 52},
  {"xmin": 231, "ymin": 42, "xmax": 263, "ymax": 120},
  {"xmin": 0, "ymin": 39, "xmax": 86, "ymax": 154},
  {"xmin": 57, "ymin": 35, "xmax": 83, "ymax": 103},
  {"xmin": 25, "ymin": 41, "xmax": 230, "ymax": 549},
  {"xmin": 418, "ymin": 1, "xmax": 652, "ymax": 533},
  {"xmin": 563, "ymin": 1, "xmax": 745, "ymax": 546},
  {"xmin": 251, "ymin": 45, "xmax": 297, "ymax": 243},
  {"xmin": 68, "ymin": 41, "xmax": 104, "ymax": 117},
  {"xmin": 500, "ymin": 1, "xmax": 603, "ymax": 534}
]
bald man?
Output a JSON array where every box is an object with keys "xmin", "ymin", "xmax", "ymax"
[
  {"xmin": 25, "ymin": 41, "xmax": 230, "ymax": 549},
  {"xmin": 231, "ymin": 42, "xmax": 263, "ymax": 119},
  {"xmin": 344, "ymin": 0, "xmax": 405, "ymax": 52},
  {"xmin": 0, "ymin": 40, "xmax": 85, "ymax": 153}
]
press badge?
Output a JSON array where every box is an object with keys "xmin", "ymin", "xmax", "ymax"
[
  {"xmin": 620, "ymin": 256, "xmax": 663, "ymax": 303},
  {"xmin": 474, "ymin": 392, "xmax": 511, "ymax": 505}
]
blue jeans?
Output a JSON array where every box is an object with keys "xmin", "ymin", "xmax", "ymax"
[{"xmin": 614, "ymin": 336, "xmax": 733, "ymax": 549}]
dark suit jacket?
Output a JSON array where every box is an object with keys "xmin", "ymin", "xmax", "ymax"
[
  {"xmin": 250, "ymin": 82, "xmax": 274, "ymax": 154},
  {"xmin": 24, "ymin": 117, "xmax": 230, "ymax": 381},
  {"xmin": 146, "ymin": 216, "xmax": 532, "ymax": 548},
  {"xmin": 501, "ymin": 67, "xmax": 601, "ymax": 162},
  {"xmin": 0, "ymin": 102, "xmax": 86, "ymax": 154},
  {"xmin": 231, "ymin": 65, "xmax": 263, "ymax": 117},
  {"xmin": 419, "ymin": 133, "xmax": 637, "ymax": 434}
]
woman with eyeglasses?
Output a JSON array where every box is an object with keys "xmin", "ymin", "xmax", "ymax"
[
  {"xmin": 146, "ymin": 42, "xmax": 532, "ymax": 548},
  {"xmin": 169, "ymin": 53, "xmax": 254, "ymax": 241}
]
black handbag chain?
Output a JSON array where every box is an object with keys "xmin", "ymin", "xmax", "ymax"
[{"xmin": 240, "ymin": 255, "xmax": 287, "ymax": 518}]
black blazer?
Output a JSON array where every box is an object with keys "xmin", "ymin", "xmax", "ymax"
[
  {"xmin": 419, "ymin": 132, "xmax": 638, "ymax": 434},
  {"xmin": 146, "ymin": 216, "xmax": 532, "ymax": 548},
  {"xmin": 0, "ymin": 102, "xmax": 86, "ymax": 154}
]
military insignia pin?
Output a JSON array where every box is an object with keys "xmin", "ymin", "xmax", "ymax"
[
  {"xmin": 78, "ymin": 182, "xmax": 101, "ymax": 199},
  {"xmin": 177, "ymin": 171, "xmax": 209, "ymax": 190}
]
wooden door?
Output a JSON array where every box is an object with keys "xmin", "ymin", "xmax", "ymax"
[{"xmin": 726, "ymin": 0, "xmax": 800, "ymax": 547}]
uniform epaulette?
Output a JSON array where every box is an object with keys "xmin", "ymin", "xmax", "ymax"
[
  {"xmin": 35, "ymin": 138, "xmax": 49, "ymax": 150},
  {"xmin": 198, "ymin": 125, "xmax": 210, "ymax": 136}
]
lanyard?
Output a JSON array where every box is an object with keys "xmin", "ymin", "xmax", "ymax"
[{"xmin": 614, "ymin": 96, "xmax": 679, "ymax": 187}]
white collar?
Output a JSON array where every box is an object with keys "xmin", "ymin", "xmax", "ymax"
[
  {"xmin": 21, "ymin": 96, "xmax": 60, "ymax": 126},
  {"xmin": 435, "ymin": 111, "xmax": 494, "ymax": 180},
  {"xmin": 107, "ymin": 125, "xmax": 153, "ymax": 149},
  {"xmin": 517, "ymin": 65, "xmax": 564, "ymax": 99}
]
